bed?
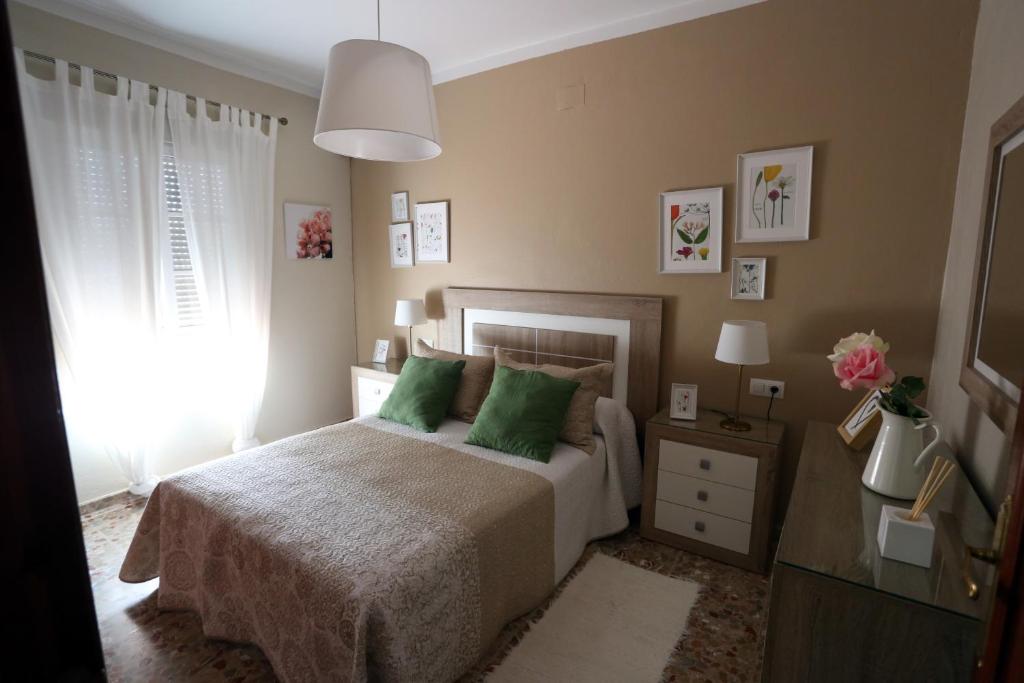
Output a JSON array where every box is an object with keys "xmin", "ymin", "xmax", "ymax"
[{"xmin": 120, "ymin": 288, "xmax": 663, "ymax": 682}]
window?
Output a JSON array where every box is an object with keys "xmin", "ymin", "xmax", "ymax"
[{"xmin": 161, "ymin": 132, "xmax": 203, "ymax": 328}]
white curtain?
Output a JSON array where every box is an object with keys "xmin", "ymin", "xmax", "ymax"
[
  {"xmin": 16, "ymin": 52, "xmax": 165, "ymax": 495},
  {"xmin": 167, "ymin": 93, "xmax": 278, "ymax": 452}
]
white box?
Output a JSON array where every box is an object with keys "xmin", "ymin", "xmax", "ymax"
[{"xmin": 876, "ymin": 504, "xmax": 935, "ymax": 568}]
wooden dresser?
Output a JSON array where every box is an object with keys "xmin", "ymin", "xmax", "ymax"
[
  {"xmin": 641, "ymin": 409, "xmax": 783, "ymax": 573},
  {"xmin": 350, "ymin": 359, "xmax": 404, "ymax": 418},
  {"xmin": 762, "ymin": 421, "xmax": 996, "ymax": 681}
]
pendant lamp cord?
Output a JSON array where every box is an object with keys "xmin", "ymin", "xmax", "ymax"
[{"xmin": 377, "ymin": 0, "xmax": 381, "ymax": 41}]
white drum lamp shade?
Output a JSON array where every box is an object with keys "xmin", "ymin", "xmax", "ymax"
[
  {"xmin": 394, "ymin": 298, "xmax": 428, "ymax": 327},
  {"xmin": 314, "ymin": 40, "xmax": 441, "ymax": 161},
  {"xmin": 715, "ymin": 320, "xmax": 770, "ymax": 366}
]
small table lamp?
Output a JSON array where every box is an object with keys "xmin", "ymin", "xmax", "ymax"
[
  {"xmin": 394, "ymin": 298, "xmax": 427, "ymax": 357},
  {"xmin": 715, "ymin": 320, "xmax": 770, "ymax": 432}
]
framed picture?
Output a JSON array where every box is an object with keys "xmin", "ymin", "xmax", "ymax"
[
  {"xmin": 389, "ymin": 222, "xmax": 414, "ymax": 268},
  {"xmin": 391, "ymin": 191, "xmax": 409, "ymax": 222},
  {"xmin": 670, "ymin": 383, "xmax": 698, "ymax": 420},
  {"xmin": 731, "ymin": 257, "xmax": 767, "ymax": 300},
  {"xmin": 372, "ymin": 339, "xmax": 390, "ymax": 364},
  {"xmin": 837, "ymin": 389, "xmax": 884, "ymax": 450},
  {"xmin": 658, "ymin": 187, "xmax": 723, "ymax": 273},
  {"xmin": 736, "ymin": 145, "xmax": 813, "ymax": 243},
  {"xmin": 415, "ymin": 200, "xmax": 450, "ymax": 263},
  {"xmin": 284, "ymin": 202, "xmax": 333, "ymax": 259}
]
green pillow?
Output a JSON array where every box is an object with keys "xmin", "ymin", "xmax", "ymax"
[
  {"xmin": 378, "ymin": 355, "xmax": 466, "ymax": 432},
  {"xmin": 466, "ymin": 365, "xmax": 580, "ymax": 463}
]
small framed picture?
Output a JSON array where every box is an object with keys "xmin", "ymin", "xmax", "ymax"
[
  {"xmin": 372, "ymin": 339, "xmax": 390, "ymax": 364},
  {"xmin": 736, "ymin": 145, "xmax": 813, "ymax": 243},
  {"xmin": 670, "ymin": 383, "xmax": 698, "ymax": 420},
  {"xmin": 415, "ymin": 200, "xmax": 450, "ymax": 263},
  {"xmin": 284, "ymin": 202, "xmax": 333, "ymax": 259},
  {"xmin": 391, "ymin": 191, "xmax": 409, "ymax": 222},
  {"xmin": 389, "ymin": 222, "xmax": 414, "ymax": 268},
  {"xmin": 837, "ymin": 389, "xmax": 883, "ymax": 450},
  {"xmin": 731, "ymin": 257, "xmax": 767, "ymax": 300},
  {"xmin": 659, "ymin": 187, "xmax": 723, "ymax": 273}
]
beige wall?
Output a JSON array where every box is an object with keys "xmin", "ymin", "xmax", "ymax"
[
  {"xmin": 10, "ymin": 2, "xmax": 357, "ymax": 502},
  {"xmin": 927, "ymin": 0, "xmax": 1024, "ymax": 511},
  {"xmin": 351, "ymin": 0, "xmax": 978, "ymax": 512}
]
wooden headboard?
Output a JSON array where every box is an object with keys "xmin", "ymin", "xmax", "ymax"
[{"xmin": 439, "ymin": 288, "xmax": 663, "ymax": 425}]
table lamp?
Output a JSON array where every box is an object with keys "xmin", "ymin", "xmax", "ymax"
[
  {"xmin": 394, "ymin": 298, "xmax": 427, "ymax": 357},
  {"xmin": 715, "ymin": 320, "xmax": 770, "ymax": 431}
]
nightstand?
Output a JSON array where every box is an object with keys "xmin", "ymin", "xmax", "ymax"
[
  {"xmin": 641, "ymin": 408, "xmax": 783, "ymax": 573},
  {"xmin": 350, "ymin": 359, "xmax": 405, "ymax": 418}
]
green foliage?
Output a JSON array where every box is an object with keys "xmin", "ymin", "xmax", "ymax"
[
  {"xmin": 755, "ymin": 171, "xmax": 763, "ymax": 188},
  {"xmin": 677, "ymin": 228, "xmax": 693, "ymax": 244},
  {"xmin": 695, "ymin": 226, "xmax": 709, "ymax": 244},
  {"xmin": 878, "ymin": 375, "xmax": 928, "ymax": 421}
]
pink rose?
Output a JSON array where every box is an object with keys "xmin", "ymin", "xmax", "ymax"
[{"xmin": 832, "ymin": 344, "xmax": 895, "ymax": 391}]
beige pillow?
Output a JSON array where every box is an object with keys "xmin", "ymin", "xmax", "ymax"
[
  {"xmin": 494, "ymin": 348, "xmax": 613, "ymax": 455},
  {"xmin": 415, "ymin": 340, "xmax": 494, "ymax": 423}
]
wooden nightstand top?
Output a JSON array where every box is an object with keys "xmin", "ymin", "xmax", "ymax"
[
  {"xmin": 354, "ymin": 358, "xmax": 405, "ymax": 376},
  {"xmin": 648, "ymin": 408, "xmax": 784, "ymax": 447}
]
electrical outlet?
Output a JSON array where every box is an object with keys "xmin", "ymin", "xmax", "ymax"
[{"xmin": 750, "ymin": 378, "xmax": 785, "ymax": 399}]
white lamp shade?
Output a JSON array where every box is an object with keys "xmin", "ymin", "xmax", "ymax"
[
  {"xmin": 715, "ymin": 320, "xmax": 770, "ymax": 366},
  {"xmin": 314, "ymin": 40, "xmax": 441, "ymax": 161},
  {"xmin": 394, "ymin": 299, "xmax": 428, "ymax": 327}
]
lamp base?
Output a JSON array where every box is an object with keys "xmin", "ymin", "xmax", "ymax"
[{"xmin": 720, "ymin": 417, "xmax": 752, "ymax": 432}]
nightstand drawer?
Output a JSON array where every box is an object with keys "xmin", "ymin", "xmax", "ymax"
[
  {"xmin": 654, "ymin": 499, "xmax": 752, "ymax": 554},
  {"xmin": 658, "ymin": 439, "xmax": 758, "ymax": 490},
  {"xmin": 356, "ymin": 376, "xmax": 394, "ymax": 416},
  {"xmin": 656, "ymin": 470, "xmax": 755, "ymax": 523}
]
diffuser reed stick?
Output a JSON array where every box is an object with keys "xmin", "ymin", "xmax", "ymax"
[{"xmin": 909, "ymin": 457, "xmax": 955, "ymax": 521}]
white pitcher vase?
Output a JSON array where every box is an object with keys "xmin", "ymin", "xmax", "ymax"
[{"xmin": 861, "ymin": 407, "xmax": 942, "ymax": 500}]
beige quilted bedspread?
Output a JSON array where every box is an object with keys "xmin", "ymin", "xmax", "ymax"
[{"xmin": 119, "ymin": 421, "xmax": 555, "ymax": 682}]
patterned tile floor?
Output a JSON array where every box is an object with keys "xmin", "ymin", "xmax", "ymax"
[{"xmin": 82, "ymin": 493, "xmax": 769, "ymax": 682}]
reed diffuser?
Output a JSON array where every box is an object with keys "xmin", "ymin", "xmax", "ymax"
[
  {"xmin": 876, "ymin": 456, "xmax": 956, "ymax": 568},
  {"xmin": 908, "ymin": 457, "xmax": 956, "ymax": 521}
]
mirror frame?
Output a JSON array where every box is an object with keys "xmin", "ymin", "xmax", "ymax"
[{"xmin": 960, "ymin": 92, "xmax": 1024, "ymax": 432}]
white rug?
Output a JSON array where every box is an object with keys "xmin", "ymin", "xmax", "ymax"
[{"xmin": 488, "ymin": 553, "xmax": 701, "ymax": 682}]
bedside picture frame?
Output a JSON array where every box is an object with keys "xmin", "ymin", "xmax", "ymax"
[
  {"xmin": 670, "ymin": 383, "xmax": 698, "ymax": 420},
  {"xmin": 659, "ymin": 187, "xmax": 723, "ymax": 273},
  {"xmin": 837, "ymin": 389, "xmax": 883, "ymax": 450},
  {"xmin": 391, "ymin": 191, "xmax": 409, "ymax": 222},
  {"xmin": 731, "ymin": 257, "xmax": 767, "ymax": 300},
  {"xmin": 372, "ymin": 339, "xmax": 390, "ymax": 364},
  {"xmin": 415, "ymin": 200, "xmax": 450, "ymax": 263},
  {"xmin": 389, "ymin": 222, "xmax": 414, "ymax": 268},
  {"xmin": 736, "ymin": 145, "xmax": 813, "ymax": 243}
]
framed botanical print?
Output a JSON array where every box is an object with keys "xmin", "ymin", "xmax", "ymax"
[
  {"xmin": 415, "ymin": 200, "xmax": 450, "ymax": 263},
  {"xmin": 391, "ymin": 191, "xmax": 409, "ymax": 222},
  {"xmin": 670, "ymin": 383, "xmax": 698, "ymax": 420},
  {"xmin": 372, "ymin": 339, "xmax": 390, "ymax": 364},
  {"xmin": 736, "ymin": 145, "xmax": 813, "ymax": 243},
  {"xmin": 389, "ymin": 222, "xmax": 413, "ymax": 268},
  {"xmin": 731, "ymin": 257, "xmax": 767, "ymax": 300},
  {"xmin": 658, "ymin": 187, "xmax": 723, "ymax": 273}
]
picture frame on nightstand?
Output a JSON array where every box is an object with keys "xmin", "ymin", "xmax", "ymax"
[{"xmin": 670, "ymin": 383, "xmax": 698, "ymax": 420}]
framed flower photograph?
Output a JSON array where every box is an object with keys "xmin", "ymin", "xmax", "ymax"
[
  {"xmin": 284, "ymin": 202, "xmax": 333, "ymax": 259},
  {"xmin": 670, "ymin": 383, "xmax": 698, "ymax": 420},
  {"xmin": 391, "ymin": 191, "xmax": 409, "ymax": 222},
  {"xmin": 372, "ymin": 339, "xmax": 390, "ymax": 364},
  {"xmin": 415, "ymin": 200, "xmax": 450, "ymax": 263},
  {"xmin": 731, "ymin": 257, "xmax": 767, "ymax": 300},
  {"xmin": 736, "ymin": 145, "xmax": 813, "ymax": 243},
  {"xmin": 389, "ymin": 222, "xmax": 413, "ymax": 268},
  {"xmin": 658, "ymin": 187, "xmax": 723, "ymax": 273}
]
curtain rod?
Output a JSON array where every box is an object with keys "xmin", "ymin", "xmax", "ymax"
[{"xmin": 21, "ymin": 49, "xmax": 288, "ymax": 126}]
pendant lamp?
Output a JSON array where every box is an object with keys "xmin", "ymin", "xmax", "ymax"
[{"xmin": 314, "ymin": 0, "xmax": 441, "ymax": 161}]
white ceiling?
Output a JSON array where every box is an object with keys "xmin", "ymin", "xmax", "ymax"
[{"xmin": 19, "ymin": 0, "xmax": 764, "ymax": 96}]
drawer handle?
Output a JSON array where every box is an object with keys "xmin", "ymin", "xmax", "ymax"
[
  {"xmin": 699, "ymin": 458, "xmax": 711, "ymax": 471},
  {"xmin": 697, "ymin": 490, "xmax": 708, "ymax": 502},
  {"xmin": 694, "ymin": 521, "xmax": 706, "ymax": 533}
]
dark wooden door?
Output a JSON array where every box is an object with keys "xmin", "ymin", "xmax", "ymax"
[
  {"xmin": 975, "ymin": 391, "xmax": 1024, "ymax": 681},
  {"xmin": 0, "ymin": 1, "xmax": 106, "ymax": 678}
]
